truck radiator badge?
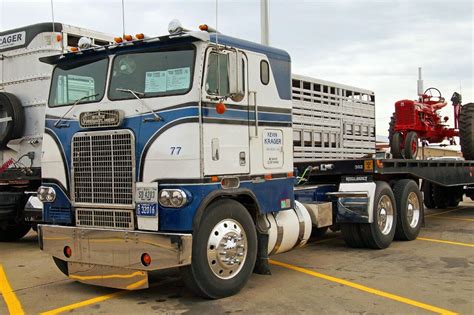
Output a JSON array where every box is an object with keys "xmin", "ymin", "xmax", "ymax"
[{"xmin": 79, "ymin": 110, "xmax": 124, "ymax": 128}]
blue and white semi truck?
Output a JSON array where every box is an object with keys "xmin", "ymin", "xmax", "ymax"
[{"xmin": 36, "ymin": 21, "xmax": 474, "ymax": 298}]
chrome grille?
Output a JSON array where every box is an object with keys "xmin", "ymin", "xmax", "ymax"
[
  {"xmin": 72, "ymin": 130, "xmax": 135, "ymax": 207},
  {"xmin": 76, "ymin": 208, "xmax": 134, "ymax": 229}
]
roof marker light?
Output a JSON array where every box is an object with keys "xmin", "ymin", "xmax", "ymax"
[
  {"xmin": 135, "ymin": 33, "xmax": 145, "ymax": 40},
  {"xmin": 124, "ymin": 34, "xmax": 133, "ymax": 41},
  {"xmin": 69, "ymin": 47, "xmax": 79, "ymax": 52},
  {"xmin": 114, "ymin": 37, "xmax": 123, "ymax": 43}
]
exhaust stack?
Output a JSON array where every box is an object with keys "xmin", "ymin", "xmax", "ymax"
[
  {"xmin": 260, "ymin": 0, "xmax": 269, "ymax": 45},
  {"xmin": 417, "ymin": 67, "xmax": 424, "ymax": 96}
]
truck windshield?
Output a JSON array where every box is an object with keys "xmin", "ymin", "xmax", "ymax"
[
  {"xmin": 109, "ymin": 47, "xmax": 194, "ymax": 100},
  {"xmin": 48, "ymin": 58, "xmax": 108, "ymax": 107}
]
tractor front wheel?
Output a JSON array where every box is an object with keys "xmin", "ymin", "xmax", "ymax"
[
  {"xmin": 390, "ymin": 132, "xmax": 403, "ymax": 159},
  {"xmin": 404, "ymin": 132, "xmax": 419, "ymax": 159}
]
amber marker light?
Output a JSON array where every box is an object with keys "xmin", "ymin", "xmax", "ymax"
[
  {"xmin": 199, "ymin": 24, "xmax": 209, "ymax": 31},
  {"xmin": 114, "ymin": 37, "xmax": 123, "ymax": 43},
  {"xmin": 124, "ymin": 34, "xmax": 133, "ymax": 41},
  {"xmin": 64, "ymin": 246, "xmax": 72, "ymax": 258},
  {"xmin": 376, "ymin": 160, "xmax": 384, "ymax": 169},
  {"xmin": 56, "ymin": 34, "xmax": 62, "ymax": 42},
  {"xmin": 141, "ymin": 253, "xmax": 152, "ymax": 266},
  {"xmin": 216, "ymin": 102, "xmax": 226, "ymax": 114},
  {"xmin": 135, "ymin": 33, "xmax": 145, "ymax": 40},
  {"xmin": 69, "ymin": 47, "xmax": 79, "ymax": 52}
]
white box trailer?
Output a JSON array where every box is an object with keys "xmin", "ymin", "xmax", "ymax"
[
  {"xmin": 292, "ymin": 74, "xmax": 376, "ymax": 162},
  {"xmin": 0, "ymin": 22, "xmax": 113, "ymax": 241}
]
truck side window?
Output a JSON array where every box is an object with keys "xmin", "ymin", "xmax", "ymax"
[
  {"xmin": 260, "ymin": 60, "xmax": 269, "ymax": 85},
  {"xmin": 206, "ymin": 52, "xmax": 229, "ymax": 96}
]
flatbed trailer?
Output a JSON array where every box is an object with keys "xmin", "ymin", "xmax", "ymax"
[
  {"xmin": 297, "ymin": 158, "xmax": 474, "ymax": 187},
  {"xmin": 293, "ymin": 158, "xmax": 474, "ymax": 248}
]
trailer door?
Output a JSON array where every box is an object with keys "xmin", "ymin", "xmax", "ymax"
[{"xmin": 202, "ymin": 49, "xmax": 249, "ymax": 176}]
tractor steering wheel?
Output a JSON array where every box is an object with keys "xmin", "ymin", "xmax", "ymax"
[{"xmin": 424, "ymin": 87, "xmax": 444, "ymax": 102}]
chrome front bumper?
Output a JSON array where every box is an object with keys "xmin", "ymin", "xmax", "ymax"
[{"xmin": 38, "ymin": 225, "xmax": 192, "ymax": 290}]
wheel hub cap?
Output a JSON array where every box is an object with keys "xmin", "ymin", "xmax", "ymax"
[
  {"xmin": 407, "ymin": 192, "xmax": 420, "ymax": 228},
  {"xmin": 377, "ymin": 195, "xmax": 394, "ymax": 235},
  {"xmin": 207, "ymin": 219, "xmax": 247, "ymax": 279}
]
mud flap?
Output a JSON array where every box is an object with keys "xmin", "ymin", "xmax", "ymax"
[{"xmin": 253, "ymin": 231, "xmax": 271, "ymax": 275}]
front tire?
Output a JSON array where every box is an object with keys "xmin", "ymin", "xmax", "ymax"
[
  {"xmin": 359, "ymin": 181, "xmax": 397, "ymax": 249},
  {"xmin": 393, "ymin": 179, "xmax": 423, "ymax": 241},
  {"xmin": 404, "ymin": 131, "xmax": 419, "ymax": 159},
  {"xmin": 390, "ymin": 132, "xmax": 403, "ymax": 159},
  {"xmin": 180, "ymin": 199, "xmax": 257, "ymax": 299},
  {"xmin": 0, "ymin": 221, "xmax": 31, "ymax": 242}
]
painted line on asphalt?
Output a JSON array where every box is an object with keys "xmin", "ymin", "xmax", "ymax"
[
  {"xmin": 428, "ymin": 216, "xmax": 474, "ymax": 222},
  {"xmin": 0, "ymin": 264, "xmax": 25, "ymax": 315},
  {"xmin": 269, "ymin": 259, "xmax": 457, "ymax": 315},
  {"xmin": 425, "ymin": 208, "xmax": 464, "ymax": 217},
  {"xmin": 40, "ymin": 291, "xmax": 127, "ymax": 315},
  {"xmin": 417, "ymin": 237, "xmax": 474, "ymax": 247}
]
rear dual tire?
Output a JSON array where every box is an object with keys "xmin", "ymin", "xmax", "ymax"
[
  {"xmin": 393, "ymin": 179, "xmax": 423, "ymax": 241},
  {"xmin": 341, "ymin": 182, "xmax": 397, "ymax": 249}
]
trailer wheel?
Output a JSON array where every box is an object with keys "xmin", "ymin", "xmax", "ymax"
[
  {"xmin": 403, "ymin": 132, "xmax": 419, "ymax": 159},
  {"xmin": 447, "ymin": 186, "xmax": 463, "ymax": 207},
  {"xmin": 393, "ymin": 179, "xmax": 423, "ymax": 241},
  {"xmin": 459, "ymin": 103, "xmax": 474, "ymax": 160},
  {"xmin": 52, "ymin": 257, "xmax": 69, "ymax": 276},
  {"xmin": 432, "ymin": 184, "xmax": 449, "ymax": 209},
  {"xmin": 359, "ymin": 181, "xmax": 397, "ymax": 249},
  {"xmin": 390, "ymin": 132, "xmax": 403, "ymax": 159},
  {"xmin": 340, "ymin": 224, "xmax": 365, "ymax": 248},
  {"xmin": 180, "ymin": 199, "xmax": 257, "ymax": 299},
  {"xmin": 0, "ymin": 221, "xmax": 31, "ymax": 242},
  {"xmin": 0, "ymin": 92, "xmax": 25, "ymax": 148},
  {"xmin": 421, "ymin": 181, "xmax": 436, "ymax": 209}
]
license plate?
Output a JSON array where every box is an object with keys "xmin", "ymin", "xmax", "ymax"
[
  {"xmin": 136, "ymin": 183, "xmax": 158, "ymax": 203},
  {"xmin": 136, "ymin": 203, "xmax": 158, "ymax": 217}
]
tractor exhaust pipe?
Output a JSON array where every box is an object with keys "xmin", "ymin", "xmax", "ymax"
[
  {"xmin": 417, "ymin": 67, "xmax": 424, "ymax": 96},
  {"xmin": 260, "ymin": 0, "xmax": 269, "ymax": 45}
]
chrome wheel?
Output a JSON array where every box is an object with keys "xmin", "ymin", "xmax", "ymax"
[
  {"xmin": 207, "ymin": 219, "xmax": 247, "ymax": 279},
  {"xmin": 377, "ymin": 195, "xmax": 394, "ymax": 235},
  {"xmin": 407, "ymin": 192, "xmax": 421, "ymax": 228}
]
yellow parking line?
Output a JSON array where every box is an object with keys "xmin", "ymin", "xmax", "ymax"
[
  {"xmin": 0, "ymin": 265, "xmax": 25, "ymax": 315},
  {"xmin": 269, "ymin": 259, "xmax": 457, "ymax": 315},
  {"xmin": 428, "ymin": 216, "xmax": 474, "ymax": 222},
  {"xmin": 417, "ymin": 237, "xmax": 474, "ymax": 247},
  {"xmin": 425, "ymin": 208, "xmax": 463, "ymax": 217},
  {"xmin": 40, "ymin": 291, "xmax": 126, "ymax": 315}
]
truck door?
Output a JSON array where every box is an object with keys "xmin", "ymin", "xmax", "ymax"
[{"xmin": 202, "ymin": 49, "xmax": 249, "ymax": 176}]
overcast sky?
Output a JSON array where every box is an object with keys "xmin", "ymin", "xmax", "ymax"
[{"xmin": 1, "ymin": 0, "xmax": 472, "ymax": 136}]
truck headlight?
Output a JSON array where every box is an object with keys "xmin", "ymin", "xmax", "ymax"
[
  {"xmin": 37, "ymin": 186, "xmax": 56, "ymax": 203},
  {"xmin": 159, "ymin": 189, "xmax": 188, "ymax": 208}
]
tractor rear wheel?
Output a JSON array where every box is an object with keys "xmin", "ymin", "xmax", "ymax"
[
  {"xmin": 390, "ymin": 132, "xmax": 403, "ymax": 158},
  {"xmin": 459, "ymin": 103, "xmax": 474, "ymax": 160},
  {"xmin": 404, "ymin": 132, "xmax": 419, "ymax": 159}
]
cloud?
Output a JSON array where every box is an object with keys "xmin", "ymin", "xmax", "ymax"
[{"xmin": 1, "ymin": 0, "xmax": 472, "ymax": 136}]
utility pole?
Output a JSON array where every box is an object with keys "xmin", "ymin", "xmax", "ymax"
[{"xmin": 260, "ymin": 0, "xmax": 269, "ymax": 45}]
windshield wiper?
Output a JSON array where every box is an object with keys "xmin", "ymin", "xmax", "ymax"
[
  {"xmin": 116, "ymin": 88, "xmax": 162, "ymax": 122},
  {"xmin": 54, "ymin": 93, "xmax": 99, "ymax": 128}
]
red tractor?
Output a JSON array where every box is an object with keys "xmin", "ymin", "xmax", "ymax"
[{"xmin": 389, "ymin": 72, "xmax": 474, "ymax": 159}]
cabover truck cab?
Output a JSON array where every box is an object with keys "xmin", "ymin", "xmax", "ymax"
[
  {"xmin": 37, "ymin": 22, "xmax": 381, "ymax": 298},
  {"xmin": 0, "ymin": 23, "xmax": 112, "ymax": 241}
]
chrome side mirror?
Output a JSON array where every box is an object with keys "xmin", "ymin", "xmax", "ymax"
[{"xmin": 228, "ymin": 50, "xmax": 244, "ymax": 102}]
